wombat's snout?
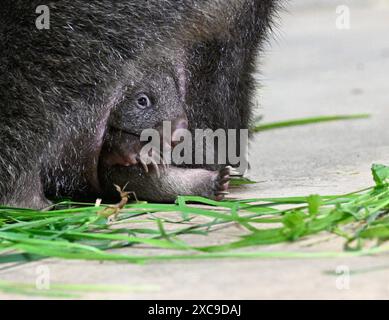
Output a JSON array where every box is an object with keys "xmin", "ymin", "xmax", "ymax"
[
  {"xmin": 154, "ymin": 115, "xmax": 189, "ymax": 151},
  {"xmin": 173, "ymin": 117, "xmax": 188, "ymax": 130},
  {"xmin": 171, "ymin": 116, "xmax": 189, "ymax": 148}
]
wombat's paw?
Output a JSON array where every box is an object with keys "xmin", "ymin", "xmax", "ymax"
[
  {"xmin": 9, "ymin": 195, "xmax": 53, "ymax": 210},
  {"xmin": 213, "ymin": 166, "xmax": 231, "ymax": 201},
  {"xmin": 137, "ymin": 153, "xmax": 169, "ymax": 178}
]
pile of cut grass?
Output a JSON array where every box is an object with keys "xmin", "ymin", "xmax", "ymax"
[
  {"xmin": 1, "ymin": 113, "xmax": 388, "ymax": 297},
  {"xmin": 0, "ymin": 113, "xmax": 385, "ymax": 265},
  {"xmin": 1, "ymin": 164, "xmax": 388, "ymax": 264}
]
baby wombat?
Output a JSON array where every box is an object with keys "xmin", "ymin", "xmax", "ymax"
[
  {"xmin": 100, "ymin": 63, "xmax": 188, "ymax": 169},
  {"xmin": 99, "ymin": 63, "xmax": 230, "ymax": 202}
]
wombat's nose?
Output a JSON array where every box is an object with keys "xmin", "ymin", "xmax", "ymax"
[
  {"xmin": 173, "ymin": 117, "xmax": 188, "ymax": 130},
  {"xmin": 171, "ymin": 117, "xmax": 188, "ymax": 148},
  {"xmin": 157, "ymin": 116, "xmax": 189, "ymax": 152}
]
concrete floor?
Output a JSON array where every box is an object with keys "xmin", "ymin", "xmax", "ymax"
[{"xmin": 1, "ymin": 0, "xmax": 389, "ymax": 299}]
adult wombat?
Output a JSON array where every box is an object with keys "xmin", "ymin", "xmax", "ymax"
[{"xmin": 0, "ymin": 0, "xmax": 278, "ymax": 208}]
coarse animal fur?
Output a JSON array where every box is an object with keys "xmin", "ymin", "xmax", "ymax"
[{"xmin": 0, "ymin": 0, "xmax": 279, "ymax": 208}]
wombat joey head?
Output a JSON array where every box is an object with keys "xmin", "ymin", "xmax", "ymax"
[{"xmin": 99, "ymin": 63, "xmax": 188, "ymax": 175}]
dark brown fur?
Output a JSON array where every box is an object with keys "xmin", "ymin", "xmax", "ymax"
[{"xmin": 0, "ymin": 0, "xmax": 279, "ymax": 208}]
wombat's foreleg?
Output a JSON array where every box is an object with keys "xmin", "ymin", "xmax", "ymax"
[{"xmin": 1, "ymin": 169, "xmax": 52, "ymax": 209}]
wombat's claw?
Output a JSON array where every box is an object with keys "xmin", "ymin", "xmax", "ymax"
[
  {"xmin": 219, "ymin": 167, "xmax": 231, "ymax": 183},
  {"xmin": 137, "ymin": 153, "xmax": 166, "ymax": 177},
  {"xmin": 137, "ymin": 157, "xmax": 149, "ymax": 173},
  {"xmin": 149, "ymin": 158, "xmax": 161, "ymax": 178},
  {"xmin": 151, "ymin": 152, "xmax": 167, "ymax": 175},
  {"xmin": 160, "ymin": 154, "xmax": 169, "ymax": 172},
  {"xmin": 228, "ymin": 166, "xmax": 243, "ymax": 177},
  {"xmin": 214, "ymin": 167, "xmax": 231, "ymax": 201}
]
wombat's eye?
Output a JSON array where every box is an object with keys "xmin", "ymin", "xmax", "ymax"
[{"xmin": 136, "ymin": 93, "xmax": 152, "ymax": 109}]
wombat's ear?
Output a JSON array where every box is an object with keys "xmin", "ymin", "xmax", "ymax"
[{"xmin": 175, "ymin": 0, "xmax": 247, "ymax": 43}]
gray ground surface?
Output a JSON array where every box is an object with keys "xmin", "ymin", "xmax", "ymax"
[{"xmin": 1, "ymin": 0, "xmax": 388, "ymax": 299}]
